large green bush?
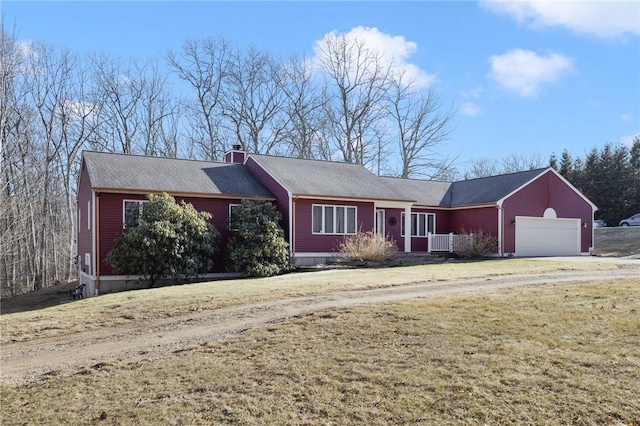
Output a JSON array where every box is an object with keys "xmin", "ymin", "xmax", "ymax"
[
  {"xmin": 226, "ymin": 200, "xmax": 292, "ymax": 277},
  {"xmin": 106, "ymin": 193, "xmax": 220, "ymax": 286}
]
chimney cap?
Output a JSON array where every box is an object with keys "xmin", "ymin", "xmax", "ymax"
[{"xmin": 232, "ymin": 144, "xmax": 242, "ymax": 151}]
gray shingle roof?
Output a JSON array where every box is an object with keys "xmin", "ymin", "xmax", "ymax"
[
  {"xmin": 250, "ymin": 154, "xmax": 413, "ymax": 202},
  {"xmin": 378, "ymin": 176, "xmax": 451, "ymax": 206},
  {"xmin": 445, "ymin": 168, "xmax": 547, "ymax": 206},
  {"xmin": 379, "ymin": 168, "xmax": 548, "ymax": 207},
  {"xmin": 83, "ymin": 151, "xmax": 274, "ymax": 198}
]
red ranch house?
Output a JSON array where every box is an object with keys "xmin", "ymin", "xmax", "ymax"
[{"xmin": 78, "ymin": 149, "xmax": 597, "ymax": 295}]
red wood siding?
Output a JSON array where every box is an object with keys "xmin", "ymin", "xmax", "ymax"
[
  {"xmin": 449, "ymin": 207, "xmax": 499, "ymax": 236},
  {"xmin": 293, "ymin": 198, "xmax": 374, "ymax": 253},
  {"xmin": 97, "ymin": 192, "xmax": 247, "ymax": 275},
  {"xmin": 224, "ymin": 151, "xmax": 246, "ymax": 164},
  {"xmin": 245, "ymin": 157, "xmax": 291, "ymax": 244},
  {"xmin": 502, "ymin": 171, "xmax": 593, "ymax": 253},
  {"xmin": 76, "ymin": 161, "xmax": 93, "ymax": 274}
]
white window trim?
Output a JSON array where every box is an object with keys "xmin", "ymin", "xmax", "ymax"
[
  {"xmin": 401, "ymin": 212, "xmax": 436, "ymax": 238},
  {"xmin": 122, "ymin": 199, "xmax": 147, "ymax": 228},
  {"xmin": 85, "ymin": 253, "xmax": 91, "ymax": 275},
  {"xmin": 312, "ymin": 204, "xmax": 357, "ymax": 235}
]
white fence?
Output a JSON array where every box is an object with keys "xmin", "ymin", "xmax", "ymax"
[{"xmin": 427, "ymin": 233, "xmax": 473, "ymax": 253}]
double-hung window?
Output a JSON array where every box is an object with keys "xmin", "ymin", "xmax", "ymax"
[
  {"xmin": 312, "ymin": 204, "xmax": 356, "ymax": 234},
  {"xmin": 401, "ymin": 212, "xmax": 435, "ymax": 237},
  {"xmin": 123, "ymin": 200, "xmax": 147, "ymax": 228}
]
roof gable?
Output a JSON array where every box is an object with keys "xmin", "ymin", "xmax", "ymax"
[
  {"xmin": 446, "ymin": 168, "xmax": 546, "ymax": 206},
  {"xmin": 82, "ymin": 151, "xmax": 273, "ymax": 198},
  {"xmin": 379, "ymin": 168, "xmax": 549, "ymax": 207}
]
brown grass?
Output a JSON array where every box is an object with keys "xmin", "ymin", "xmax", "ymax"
[
  {"xmin": 0, "ymin": 259, "xmax": 625, "ymax": 345},
  {"xmin": 337, "ymin": 231, "xmax": 398, "ymax": 261},
  {"xmin": 2, "ymin": 278, "xmax": 638, "ymax": 425}
]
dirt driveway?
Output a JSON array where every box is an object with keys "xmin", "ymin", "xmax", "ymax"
[{"xmin": 2, "ymin": 267, "xmax": 639, "ymax": 386}]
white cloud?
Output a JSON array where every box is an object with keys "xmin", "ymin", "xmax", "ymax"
[
  {"xmin": 487, "ymin": 49, "xmax": 574, "ymax": 97},
  {"xmin": 314, "ymin": 26, "xmax": 436, "ymax": 88},
  {"xmin": 460, "ymin": 102, "xmax": 483, "ymax": 117},
  {"xmin": 621, "ymin": 112, "xmax": 633, "ymax": 122},
  {"xmin": 480, "ymin": 0, "xmax": 640, "ymax": 39},
  {"xmin": 460, "ymin": 86, "xmax": 484, "ymax": 99}
]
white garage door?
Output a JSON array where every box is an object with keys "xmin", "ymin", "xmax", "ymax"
[{"xmin": 515, "ymin": 216, "xmax": 580, "ymax": 257}]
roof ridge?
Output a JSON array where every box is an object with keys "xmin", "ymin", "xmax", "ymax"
[
  {"xmin": 456, "ymin": 167, "xmax": 548, "ymax": 183},
  {"xmin": 379, "ymin": 175, "xmax": 452, "ymax": 184},
  {"xmin": 250, "ymin": 153, "xmax": 372, "ymax": 168},
  {"xmin": 83, "ymin": 151, "xmax": 229, "ymax": 166}
]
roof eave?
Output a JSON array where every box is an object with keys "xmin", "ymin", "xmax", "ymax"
[{"xmin": 91, "ymin": 187, "xmax": 276, "ymax": 201}]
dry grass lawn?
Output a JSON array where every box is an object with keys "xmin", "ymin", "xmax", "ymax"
[
  {"xmin": 2, "ymin": 276, "xmax": 639, "ymax": 425},
  {"xmin": 0, "ymin": 259, "xmax": 627, "ymax": 345}
]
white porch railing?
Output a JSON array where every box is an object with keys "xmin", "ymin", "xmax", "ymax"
[{"xmin": 427, "ymin": 232, "xmax": 473, "ymax": 253}]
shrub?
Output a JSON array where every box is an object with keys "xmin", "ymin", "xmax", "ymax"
[
  {"xmin": 455, "ymin": 228, "xmax": 498, "ymax": 259},
  {"xmin": 337, "ymin": 231, "xmax": 398, "ymax": 261},
  {"xmin": 106, "ymin": 193, "xmax": 220, "ymax": 287},
  {"xmin": 226, "ymin": 200, "xmax": 292, "ymax": 277}
]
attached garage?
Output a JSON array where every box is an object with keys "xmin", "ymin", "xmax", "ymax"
[{"xmin": 515, "ymin": 216, "xmax": 581, "ymax": 257}]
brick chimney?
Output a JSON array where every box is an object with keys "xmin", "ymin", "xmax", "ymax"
[{"xmin": 224, "ymin": 144, "xmax": 246, "ymax": 164}]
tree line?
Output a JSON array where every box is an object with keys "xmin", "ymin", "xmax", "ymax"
[
  {"xmin": 550, "ymin": 138, "xmax": 640, "ymax": 228},
  {"xmin": 1, "ymin": 23, "xmax": 455, "ymax": 296},
  {"xmin": 1, "ymin": 19, "xmax": 637, "ymax": 297}
]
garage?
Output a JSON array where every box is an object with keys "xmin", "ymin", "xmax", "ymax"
[{"xmin": 515, "ymin": 216, "xmax": 581, "ymax": 256}]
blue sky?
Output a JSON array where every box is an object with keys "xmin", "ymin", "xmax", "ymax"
[{"xmin": 3, "ymin": 1, "xmax": 639, "ymax": 169}]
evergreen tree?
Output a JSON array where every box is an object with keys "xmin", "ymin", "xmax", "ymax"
[
  {"xmin": 106, "ymin": 193, "xmax": 220, "ymax": 287},
  {"xmin": 226, "ymin": 200, "xmax": 292, "ymax": 277}
]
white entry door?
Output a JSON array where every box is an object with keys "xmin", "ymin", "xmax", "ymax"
[
  {"xmin": 375, "ymin": 209, "xmax": 385, "ymax": 236},
  {"xmin": 515, "ymin": 216, "xmax": 580, "ymax": 256}
]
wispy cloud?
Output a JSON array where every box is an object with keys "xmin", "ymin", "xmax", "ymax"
[
  {"xmin": 621, "ymin": 112, "xmax": 633, "ymax": 122},
  {"xmin": 487, "ymin": 49, "xmax": 574, "ymax": 97},
  {"xmin": 460, "ymin": 102, "xmax": 483, "ymax": 117},
  {"xmin": 480, "ymin": 0, "xmax": 640, "ymax": 39},
  {"xmin": 314, "ymin": 26, "xmax": 436, "ymax": 89},
  {"xmin": 460, "ymin": 86, "xmax": 483, "ymax": 99}
]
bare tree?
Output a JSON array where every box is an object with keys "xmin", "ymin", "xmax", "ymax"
[
  {"xmin": 315, "ymin": 33, "xmax": 391, "ymax": 165},
  {"xmin": 387, "ymin": 70, "xmax": 456, "ymax": 179},
  {"xmin": 463, "ymin": 152, "xmax": 546, "ymax": 179},
  {"xmin": 89, "ymin": 54, "xmax": 145, "ymax": 153},
  {"xmin": 220, "ymin": 46, "xmax": 288, "ymax": 154},
  {"xmin": 167, "ymin": 37, "xmax": 231, "ymax": 161},
  {"xmin": 279, "ymin": 54, "xmax": 330, "ymax": 159},
  {"xmin": 501, "ymin": 152, "xmax": 546, "ymax": 173}
]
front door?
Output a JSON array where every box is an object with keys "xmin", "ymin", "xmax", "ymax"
[{"xmin": 375, "ymin": 209, "xmax": 385, "ymax": 236}]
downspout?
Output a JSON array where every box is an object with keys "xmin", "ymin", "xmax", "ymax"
[
  {"xmin": 95, "ymin": 192, "xmax": 100, "ymax": 295},
  {"xmin": 91, "ymin": 190, "xmax": 97, "ymax": 294},
  {"xmin": 291, "ymin": 196, "xmax": 296, "ymax": 257},
  {"xmin": 497, "ymin": 204, "xmax": 504, "ymax": 256}
]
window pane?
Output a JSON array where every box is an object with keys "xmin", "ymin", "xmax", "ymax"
[
  {"xmin": 324, "ymin": 206, "xmax": 334, "ymax": 233},
  {"xmin": 418, "ymin": 214, "xmax": 426, "ymax": 236},
  {"xmin": 411, "ymin": 213, "xmax": 418, "ymax": 236},
  {"xmin": 124, "ymin": 201, "xmax": 141, "ymax": 227},
  {"xmin": 428, "ymin": 214, "xmax": 435, "ymax": 234},
  {"xmin": 336, "ymin": 207, "xmax": 345, "ymax": 233},
  {"xmin": 401, "ymin": 213, "xmax": 405, "ymax": 236},
  {"xmin": 347, "ymin": 207, "xmax": 356, "ymax": 234},
  {"xmin": 313, "ymin": 206, "xmax": 323, "ymax": 233}
]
